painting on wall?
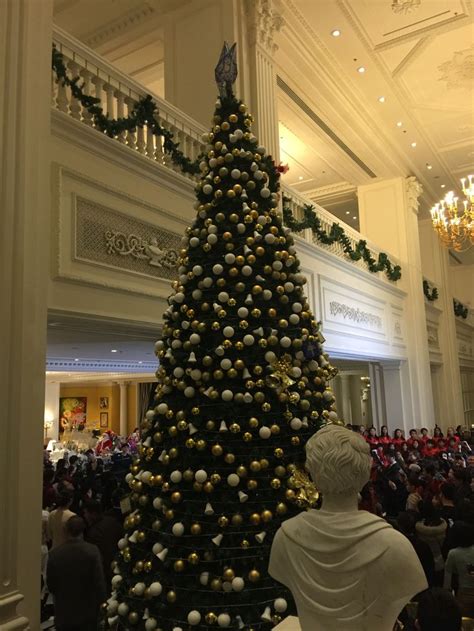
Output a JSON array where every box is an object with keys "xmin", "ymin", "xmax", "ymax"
[
  {"xmin": 100, "ymin": 412, "xmax": 108, "ymax": 428},
  {"xmin": 59, "ymin": 397, "xmax": 87, "ymax": 431},
  {"xmin": 99, "ymin": 396, "xmax": 109, "ymax": 409}
]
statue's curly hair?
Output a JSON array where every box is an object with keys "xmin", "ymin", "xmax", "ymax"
[{"xmin": 305, "ymin": 424, "xmax": 371, "ymax": 495}]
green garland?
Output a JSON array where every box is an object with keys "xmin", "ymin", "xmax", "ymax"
[
  {"xmin": 282, "ymin": 198, "xmax": 402, "ymax": 282},
  {"xmin": 423, "ymin": 279, "xmax": 439, "ymax": 302},
  {"xmin": 52, "ymin": 46, "xmax": 200, "ymax": 175},
  {"xmin": 454, "ymin": 298, "xmax": 469, "ymax": 319}
]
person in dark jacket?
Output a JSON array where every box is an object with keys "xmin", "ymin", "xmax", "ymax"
[
  {"xmin": 84, "ymin": 499, "xmax": 123, "ymax": 585},
  {"xmin": 397, "ymin": 511, "xmax": 435, "ymax": 587},
  {"xmin": 47, "ymin": 515, "xmax": 106, "ymax": 631}
]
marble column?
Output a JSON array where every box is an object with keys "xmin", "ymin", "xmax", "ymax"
[
  {"xmin": 369, "ymin": 363, "xmax": 386, "ymax": 430},
  {"xmin": 244, "ymin": 0, "xmax": 283, "ymax": 160},
  {"xmin": 0, "ymin": 0, "xmax": 53, "ymax": 627},
  {"xmin": 119, "ymin": 382, "xmax": 129, "ymax": 437},
  {"xmin": 358, "ymin": 177, "xmax": 435, "ymax": 429},
  {"xmin": 339, "ymin": 374, "xmax": 352, "ymax": 424},
  {"xmin": 44, "ymin": 382, "xmax": 61, "ymax": 443},
  {"xmin": 418, "ymin": 218, "xmax": 465, "ymax": 428}
]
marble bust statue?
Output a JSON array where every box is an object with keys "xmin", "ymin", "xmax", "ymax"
[{"xmin": 269, "ymin": 425, "xmax": 427, "ymax": 631}]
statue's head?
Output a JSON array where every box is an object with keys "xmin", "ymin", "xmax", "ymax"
[{"xmin": 305, "ymin": 424, "xmax": 371, "ymax": 495}]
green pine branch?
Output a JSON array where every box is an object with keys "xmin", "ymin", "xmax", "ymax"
[
  {"xmin": 423, "ymin": 280, "xmax": 439, "ymax": 302},
  {"xmin": 282, "ymin": 198, "xmax": 402, "ymax": 282}
]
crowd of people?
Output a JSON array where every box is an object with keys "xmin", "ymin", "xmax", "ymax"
[
  {"xmin": 40, "ymin": 424, "xmax": 474, "ymax": 631},
  {"xmin": 350, "ymin": 424, "xmax": 474, "ymax": 629},
  {"xmin": 41, "ymin": 445, "xmax": 132, "ymax": 630}
]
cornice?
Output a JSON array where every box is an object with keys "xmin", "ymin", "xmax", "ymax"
[
  {"xmin": 47, "ymin": 358, "xmax": 157, "ymax": 372},
  {"xmin": 83, "ymin": 4, "xmax": 156, "ymax": 49}
]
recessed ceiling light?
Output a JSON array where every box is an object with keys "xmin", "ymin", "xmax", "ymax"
[
  {"xmin": 378, "ymin": 96, "xmax": 385, "ymax": 103},
  {"xmin": 331, "ymin": 29, "xmax": 341, "ymax": 37},
  {"xmin": 111, "ymin": 349, "xmax": 118, "ymax": 353},
  {"xmin": 396, "ymin": 121, "xmax": 403, "ymax": 127},
  {"xmin": 411, "ymin": 142, "xmax": 417, "ymax": 147},
  {"xmin": 345, "ymin": 211, "xmax": 350, "ymax": 215},
  {"xmin": 298, "ymin": 176, "xmax": 303, "ymax": 180},
  {"xmin": 74, "ymin": 358, "xmax": 79, "ymax": 361},
  {"xmin": 441, "ymin": 184, "xmax": 446, "ymax": 188},
  {"xmin": 353, "ymin": 216, "xmax": 357, "ymax": 220},
  {"xmin": 138, "ymin": 361, "xmax": 143, "ymax": 364},
  {"xmin": 426, "ymin": 164, "xmax": 433, "ymax": 170},
  {"xmin": 357, "ymin": 66, "xmax": 366, "ymax": 73}
]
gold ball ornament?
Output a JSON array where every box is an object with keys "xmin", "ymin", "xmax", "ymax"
[
  {"xmin": 167, "ymin": 591, "xmax": 177, "ymax": 603},
  {"xmin": 174, "ymin": 559, "xmax": 185, "ymax": 572},
  {"xmin": 191, "ymin": 523, "xmax": 202, "ymax": 535},
  {"xmin": 248, "ymin": 570, "xmax": 261, "ymax": 583},
  {"xmin": 188, "ymin": 552, "xmax": 200, "ymax": 565}
]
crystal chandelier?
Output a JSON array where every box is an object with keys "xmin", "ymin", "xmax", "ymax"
[{"xmin": 430, "ymin": 175, "xmax": 474, "ymax": 252}]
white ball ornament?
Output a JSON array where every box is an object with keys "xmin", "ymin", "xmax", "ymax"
[
  {"xmin": 223, "ymin": 581, "xmax": 233, "ymax": 592},
  {"xmin": 259, "ymin": 426, "xmax": 271, "ymax": 439},
  {"xmin": 145, "ymin": 409, "xmax": 155, "ymax": 420},
  {"xmin": 289, "ymin": 313, "xmax": 300, "ymax": 324},
  {"xmin": 174, "ymin": 292, "xmax": 185, "ymax": 304},
  {"xmin": 188, "ymin": 611, "xmax": 201, "ymax": 626},
  {"xmin": 274, "ymin": 599, "xmax": 288, "ymax": 613},
  {"xmin": 118, "ymin": 603, "xmax": 129, "ymax": 617},
  {"xmin": 145, "ymin": 618, "xmax": 158, "ymax": 631},
  {"xmin": 291, "ymin": 367, "xmax": 302, "ymax": 378},
  {"xmin": 125, "ymin": 473, "xmax": 133, "ymax": 484},
  {"xmin": 284, "ymin": 282, "xmax": 295, "ymax": 292},
  {"xmin": 155, "ymin": 340, "xmax": 164, "ymax": 352},
  {"xmin": 257, "ymin": 145, "xmax": 265, "ymax": 154},
  {"xmin": 254, "ymin": 170, "xmax": 264, "ymax": 180},
  {"xmin": 223, "ymin": 326, "xmax": 234, "ymax": 338},
  {"xmin": 227, "ymin": 473, "xmax": 240, "ymax": 487},
  {"xmin": 234, "ymin": 129, "xmax": 244, "ymax": 139},
  {"xmin": 231, "ymin": 169, "xmax": 241, "ymax": 179},
  {"xmin": 264, "ymin": 233, "xmax": 275, "ymax": 244},
  {"xmin": 117, "ymin": 539, "xmax": 127, "ymax": 551},
  {"xmin": 243, "ymin": 335, "xmax": 255, "ymax": 346},
  {"xmin": 260, "ymin": 188, "xmax": 271, "ymax": 198},
  {"xmin": 213, "ymin": 264, "xmax": 224, "ymax": 275},
  {"xmin": 171, "ymin": 339, "xmax": 182, "ymax": 350},
  {"xmin": 263, "ymin": 290, "xmax": 272, "ymax": 300},
  {"xmin": 232, "ymin": 577, "xmax": 245, "ymax": 592},
  {"xmin": 190, "ymin": 369, "xmax": 202, "ymax": 381},
  {"xmin": 220, "ymin": 358, "xmax": 232, "ymax": 370},
  {"xmin": 329, "ymin": 411, "xmax": 339, "ymax": 421},
  {"xmin": 218, "ymin": 614, "xmax": 231, "ymax": 627},
  {"xmin": 237, "ymin": 307, "xmax": 248, "ymax": 318},
  {"xmin": 133, "ymin": 582, "xmax": 146, "ymax": 596},
  {"xmin": 222, "ymin": 390, "xmax": 233, "ymax": 402},
  {"xmin": 112, "ymin": 574, "xmax": 123, "ymax": 587},
  {"xmin": 157, "ymin": 403, "xmax": 168, "ymax": 415},
  {"xmin": 172, "ymin": 522, "xmax": 185, "ymax": 537},
  {"xmin": 202, "ymin": 184, "xmax": 213, "ymax": 195},
  {"xmin": 290, "ymin": 418, "xmax": 303, "ymax": 431},
  {"xmin": 209, "ymin": 158, "xmax": 217, "ymax": 168},
  {"xmin": 184, "ymin": 386, "xmax": 195, "ymax": 398},
  {"xmin": 192, "ymin": 265, "xmax": 203, "ymax": 276},
  {"xmin": 141, "ymin": 471, "xmax": 152, "ymax": 484},
  {"xmin": 202, "ymin": 277, "xmax": 213, "ymax": 288},
  {"xmin": 272, "ymin": 260, "xmax": 283, "ymax": 271},
  {"xmin": 225, "ymin": 253, "xmax": 235, "ymax": 264},
  {"xmin": 189, "ymin": 333, "xmax": 201, "ymax": 345},
  {"xmin": 170, "ymin": 470, "xmax": 183, "ymax": 483},
  {"xmin": 218, "ymin": 292, "xmax": 229, "ymax": 303},
  {"xmin": 243, "ymin": 392, "xmax": 253, "ymax": 403},
  {"xmin": 195, "ymin": 469, "xmax": 208, "ymax": 483},
  {"xmin": 192, "ymin": 289, "xmax": 202, "ymax": 300},
  {"xmin": 174, "ymin": 367, "xmax": 184, "ymax": 378},
  {"xmin": 292, "ymin": 302, "xmax": 303, "ymax": 313},
  {"xmin": 265, "ymin": 351, "xmax": 277, "ymax": 363},
  {"xmin": 207, "ymin": 234, "xmax": 218, "ymax": 245},
  {"xmin": 242, "ymin": 266, "xmax": 252, "ymax": 277},
  {"xmin": 237, "ymin": 223, "xmax": 246, "ymax": 234}
]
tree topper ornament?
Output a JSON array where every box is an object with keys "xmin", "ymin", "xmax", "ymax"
[{"xmin": 215, "ymin": 41, "xmax": 238, "ymax": 98}]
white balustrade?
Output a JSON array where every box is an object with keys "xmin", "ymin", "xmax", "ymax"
[
  {"xmin": 52, "ymin": 26, "xmax": 206, "ymax": 180},
  {"xmin": 281, "ymin": 184, "xmax": 401, "ymax": 282},
  {"xmin": 51, "ymin": 27, "xmax": 400, "ymax": 282}
]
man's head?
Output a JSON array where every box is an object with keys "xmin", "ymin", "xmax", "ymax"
[
  {"xmin": 416, "ymin": 588, "xmax": 461, "ymax": 631},
  {"xmin": 440, "ymin": 483, "xmax": 455, "ymax": 502},
  {"xmin": 65, "ymin": 515, "xmax": 86, "ymax": 540},
  {"xmin": 421, "ymin": 428, "xmax": 428, "ymax": 436},
  {"xmin": 56, "ymin": 489, "xmax": 73, "ymax": 509},
  {"xmin": 409, "ymin": 429, "xmax": 418, "ymax": 438},
  {"xmin": 83, "ymin": 499, "xmax": 103, "ymax": 525},
  {"xmin": 305, "ymin": 425, "xmax": 371, "ymax": 495}
]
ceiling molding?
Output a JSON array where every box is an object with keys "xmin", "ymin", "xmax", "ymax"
[
  {"xmin": 84, "ymin": 4, "xmax": 156, "ymax": 48},
  {"xmin": 47, "ymin": 358, "xmax": 157, "ymax": 372},
  {"xmin": 392, "ymin": 36, "xmax": 432, "ymax": 78}
]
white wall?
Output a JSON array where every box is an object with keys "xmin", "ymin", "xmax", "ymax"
[{"xmin": 44, "ymin": 382, "xmax": 60, "ymax": 442}]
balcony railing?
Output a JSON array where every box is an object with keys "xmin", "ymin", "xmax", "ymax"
[
  {"xmin": 281, "ymin": 185, "xmax": 401, "ymax": 282},
  {"xmin": 52, "ymin": 26, "xmax": 207, "ymax": 179},
  {"xmin": 51, "ymin": 27, "xmax": 400, "ymax": 284}
]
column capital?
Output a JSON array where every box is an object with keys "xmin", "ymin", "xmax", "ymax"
[
  {"xmin": 405, "ymin": 176, "xmax": 423, "ymax": 215},
  {"xmin": 245, "ymin": 0, "xmax": 284, "ymax": 54}
]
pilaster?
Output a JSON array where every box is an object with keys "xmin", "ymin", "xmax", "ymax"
[
  {"xmin": 0, "ymin": 0, "xmax": 53, "ymax": 627},
  {"xmin": 358, "ymin": 177, "xmax": 434, "ymax": 429},
  {"xmin": 119, "ymin": 381, "xmax": 130, "ymax": 436}
]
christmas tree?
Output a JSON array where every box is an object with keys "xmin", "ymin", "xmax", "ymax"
[{"xmin": 108, "ymin": 43, "xmax": 339, "ymax": 631}]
